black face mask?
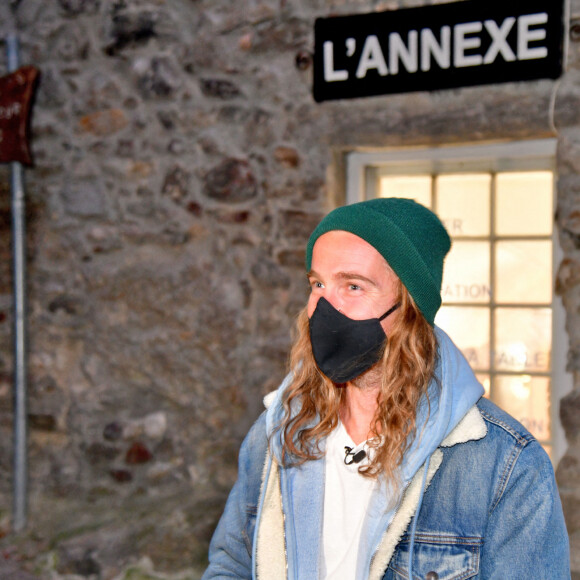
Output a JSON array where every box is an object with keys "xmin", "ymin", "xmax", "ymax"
[{"xmin": 308, "ymin": 297, "xmax": 400, "ymax": 383}]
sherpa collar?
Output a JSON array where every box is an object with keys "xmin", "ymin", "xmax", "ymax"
[{"xmin": 255, "ymin": 401, "xmax": 487, "ymax": 580}]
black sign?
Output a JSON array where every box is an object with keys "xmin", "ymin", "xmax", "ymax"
[{"xmin": 313, "ymin": 0, "xmax": 564, "ymax": 102}]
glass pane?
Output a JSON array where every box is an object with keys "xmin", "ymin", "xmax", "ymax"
[
  {"xmin": 435, "ymin": 306, "xmax": 490, "ymax": 370},
  {"xmin": 441, "ymin": 241, "xmax": 490, "ymax": 304},
  {"xmin": 494, "ymin": 308, "xmax": 551, "ymax": 372},
  {"xmin": 494, "ymin": 375, "xmax": 550, "ymax": 440},
  {"xmin": 379, "ymin": 175, "xmax": 432, "ymax": 207},
  {"xmin": 436, "ymin": 174, "xmax": 491, "ymax": 237},
  {"xmin": 495, "ymin": 241, "xmax": 552, "ymax": 304},
  {"xmin": 496, "ymin": 171, "xmax": 553, "ymax": 236},
  {"xmin": 476, "ymin": 373, "xmax": 490, "ymax": 397}
]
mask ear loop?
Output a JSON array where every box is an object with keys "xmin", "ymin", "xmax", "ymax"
[{"xmin": 378, "ymin": 302, "xmax": 401, "ymax": 321}]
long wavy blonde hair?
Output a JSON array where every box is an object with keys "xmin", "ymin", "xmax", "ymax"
[{"xmin": 278, "ymin": 282, "xmax": 438, "ymax": 483}]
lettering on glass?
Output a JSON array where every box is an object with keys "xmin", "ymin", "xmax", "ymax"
[
  {"xmin": 313, "ymin": 0, "xmax": 563, "ymax": 102},
  {"xmin": 442, "ymin": 284, "xmax": 491, "ymax": 300},
  {"xmin": 0, "ymin": 66, "xmax": 40, "ymax": 166},
  {"xmin": 463, "ymin": 348, "xmax": 479, "ymax": 367},
  {"xmin": 519, "ymin": 417, "xmax": 548, "ymax": 439},
  {"xmin": 441, "ymin": 218, "xmax": 464, "ymax": 235},
  {"xmin": 494, "ymin": 349, "xmax": 550, "ymax": 370}
]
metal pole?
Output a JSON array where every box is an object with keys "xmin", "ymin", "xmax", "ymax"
[{"xmin": 6, "ymin": 33, "xmax": 28, "ymax": 533}]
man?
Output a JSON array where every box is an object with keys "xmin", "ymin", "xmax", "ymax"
[{"xmin": 203, "ymin": 198, "xmax": 570, "ymax": 579}]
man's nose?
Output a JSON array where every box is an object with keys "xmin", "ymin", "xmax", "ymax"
[{"xmin": 323, "ymin": 289, "xmax": 343, "ymax": 313}]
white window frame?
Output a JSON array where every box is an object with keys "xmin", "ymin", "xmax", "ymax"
[{"xmin": 346, "ymin": 139, "xmax": 572, "ymax": 466}]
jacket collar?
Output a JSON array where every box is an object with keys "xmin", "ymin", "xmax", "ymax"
[{"xmin": 256, "ymin": 402, "xmax": 487, "ymax": 580}]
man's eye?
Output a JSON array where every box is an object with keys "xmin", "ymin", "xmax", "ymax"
[{"xmin": 349, "ymin": 284, "xmax": 361, "ymax": 291}]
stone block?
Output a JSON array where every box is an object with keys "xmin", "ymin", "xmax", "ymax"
[
  {"xmin": 558, "ymin": 134, "xmax": 580, "ymax": 175},
  {"xmin": 276, "ymin": 248, "xmax": 306, "ymax": 269},
  {"xmin": 28, "ymin": 414, "xmax": 57, "ymax": 432},
  {"xmin": 572, "ymin": 529, "xmax": 580, "ymax": 577},
  {"xmin": 54, "ymin": 25, "xmax": 90, "ymax": 61},
  {"xmin": 279, "ymin": 209, "xmax": 322, "ymax": 239},
  {"xmin": 274, "ymin": 146, "xmax": 300, "ymax": 168},
  {"xmin": 134, "ymin": 56, "xmax": 182, "ymax": 98},
  {"xmin": 555, "ymin": 88, "xmax": 580, "ymax": 128},
  {"xmin": 0, "ymin": 560, "xmax": 39, "ymax": 580},
  {"xmin": 125, "ymin": 442, "xmax": 153, "ymax": 465},
  {"xmin": 123, "ymin": 412, "xmax": 168, "ymax": 441},
  {"xmin": 161, "ymin": 165, "xmax": 189, "ymax": 201},
  {"xmin": 102, "ymin": 2, "xmax": 173, "ymax": 55},
  {"xmin": 200, "ymin": 78, "xmax": 242, "ymax": 99},
  {"xmin": 79, "ymin": 109, "xmax": 129, "ymax": 136},
  {"xmin": 561, "ymin": 388, "xmax": 580, "ymax": 444},
  {"xmin": 62, "ymin": 178, "xmax": 108, "ymax": 217},
  {"xmin": 203, "ymin": 158, "xmax": 258, "ymax": 202},
  {"xmin": 83, "ymin": 442, "xmax": 121, "ymax": 465},
  {"xmin": 557, "ymin": 450, "xmax": 580, "ymax": 487},
  {"xmin": 57, "ymin": 0, "xmax": 99, "ymax": 15},
  {"xmin": 251, "ymin": 257, "xmax": 291, "ymax": 289},
  {"xmin": 103, "ymin": 422, "xmax": 123, "ymax": 441},
  {"xmin": 557, "ymin": 257, "xmax": 580, "ymax": 294},
  {"xmin": 209, "ymin": 209, "xmax": 251, "ymax": 224}
]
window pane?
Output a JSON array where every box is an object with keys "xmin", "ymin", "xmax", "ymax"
[
  {"xmin": 379, "ymin": 175, "xmax": 431, "ymax": 207},
  {"xmin": 496, "ymin": 171, "xmax": 553, "ymax": 236},
  {"xmin": 494, "ymin": 308, "xmax": 551, "ymax": 372},
  {"xmin": 495, "ymin": 241, "xmax": 552, "ymax": 304},
  {"xmin": 441, "ymin": 241, "xmax": 490, "ymax": 304},
  {"xmin": 436, "ymin": 174, "xmax": 491, "ymax": 237},
  {"xmin": 495, "ymin": 375, "xmax": 550, "ymax": 440},
  {"xmin": 435, "ymin": 306, "xmax": 490, "ymax": 370},
  {"xmin": 477, "ymin": 373, "xmax": 490, "ymax": 397}
]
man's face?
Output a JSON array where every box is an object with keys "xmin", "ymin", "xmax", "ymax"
[{"xmin": 307, "ymin": 231, "xmax": 400, "ymax": 334}]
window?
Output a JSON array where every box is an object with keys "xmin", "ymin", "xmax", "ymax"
[{"xmin": 346, "ymin": 139, "xmax": 571, "ymax": 464}]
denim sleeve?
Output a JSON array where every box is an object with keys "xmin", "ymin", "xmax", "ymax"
[
  {"xmin": 481, "ymin": 439, "xmax": 570, "ymax": 579},
  {"xmin": 202, "ymin": 413, "xmax": 269, "ymax": 580}
]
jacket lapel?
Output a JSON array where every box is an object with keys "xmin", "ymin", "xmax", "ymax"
[
  {"xmin": 256, "ymin": 405, "xmax": 487, "ymax": 580},
  {"xmin": 369, "ymin": 405, "xmax": 487, "ymax": 580}
]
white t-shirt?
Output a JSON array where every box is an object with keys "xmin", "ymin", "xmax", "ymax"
[{"xmin": 321, "ymin": 422, "xmax": 378, "ymax": 580}]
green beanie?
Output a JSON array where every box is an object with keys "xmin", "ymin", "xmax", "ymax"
[{"xmin": 305, "ymin": 198, "xmax": 451, "ymax": 326}]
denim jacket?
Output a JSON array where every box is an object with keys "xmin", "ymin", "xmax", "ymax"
[{"xmin": 203, "ymin": 330, "xmax": 570, "ymax": 579}]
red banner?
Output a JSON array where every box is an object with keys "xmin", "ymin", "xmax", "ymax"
[{"xmin": 0, "ymin": 66, "xmax": 39, "ymax": 166}]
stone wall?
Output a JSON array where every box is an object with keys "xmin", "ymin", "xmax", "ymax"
[{"xmin": 0, "ymin": 0, "xmax": 578, "ymax": 578}]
